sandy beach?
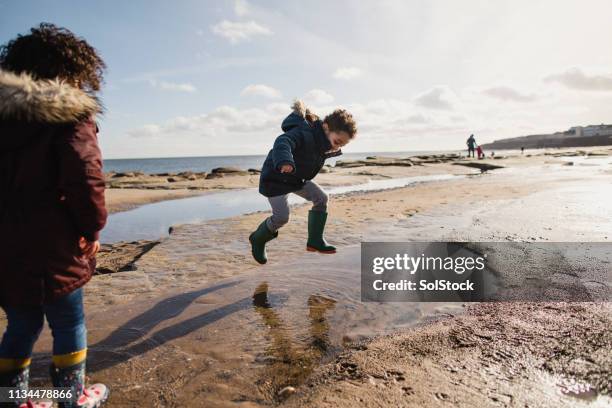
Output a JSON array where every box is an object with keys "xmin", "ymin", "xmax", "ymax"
[
  {"xmin": 4, "ymin": 5, "xmax": 612, "ymax": 408},
  {"xmin": 2, "ymin": 147, "xmax": 611, "ymax": 407}
]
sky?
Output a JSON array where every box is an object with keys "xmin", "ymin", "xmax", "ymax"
[{"xmin": 1, "ymin": 0, "xmax": 612, "ymax": 159}]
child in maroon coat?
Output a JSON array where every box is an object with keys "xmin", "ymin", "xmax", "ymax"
[{"xmin": 0, "ymin": 24, "xmax": 109, "ymax": 408}]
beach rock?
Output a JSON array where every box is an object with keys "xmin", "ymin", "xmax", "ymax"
[
  {"xmin": 278, "ymin": 386, "xmax": 296, "ymax": 399},
  {"xmin": 205, "ymin": 173, "xmax": 224, "ymax": 179},
  {"xmin": 453, "ymin": 162, "xmax": 504, "ymax": 173},
  {"xmin": 336, "ymin": 158, "xmax": 416, "ymax": 168},
  {"xmin": 248, "ymin": 168, "xmax": 262, "ymax": 174},
  {"xmin": 564, "ymin": 161, "xmax": 574, "ymax": 166},
  {"xmin": 167, "ymin": 177, "xmax": 180, "ymax": 182},
  {"xmin": 95, "ymin": 240, "xmax": 160, "ymax": 275},
  {"xmin": 211, "ymin": 167, "xmax": 249, "ymax": 176},
  {"xmin": 112, "ymin": 172, "xmax": 137, "ymax": 178},
  {"xmin": 369, "ymin": 160, "xmax": 409, "ymax": 166},
  {"xmin": 335, "ymin": 160, "xmax": 364, "ymax": 168}
]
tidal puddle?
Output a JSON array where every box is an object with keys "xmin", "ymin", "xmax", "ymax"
[
  {"xmin": 78, "ymin": 246, "xmax": 463, "ymax": 404},
  {"xmin": 101, "ymin": 174, "xmax": 461, "ymax": 243}
]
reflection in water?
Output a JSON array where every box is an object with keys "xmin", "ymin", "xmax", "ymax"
[{"xmin": 252, "ymin": 282, "xmax": 337, "ymax": 401}]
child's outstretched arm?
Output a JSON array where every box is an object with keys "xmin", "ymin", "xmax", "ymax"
[{"xmin": 271, "ymin": 129, "xmax": 303, "ymax": 174}]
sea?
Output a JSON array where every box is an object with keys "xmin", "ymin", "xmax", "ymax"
[{"xmin": 103, "ymin": 150, "xmax": 462, "ymax": 174}]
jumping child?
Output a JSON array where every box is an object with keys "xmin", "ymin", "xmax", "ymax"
[
  {"xmin": 0, "ymin": 24, "xmax": 109, "ymax": 407},
  {"xmin": 249, "ymin": 101, "xmax": 357, "ymax": 264}
]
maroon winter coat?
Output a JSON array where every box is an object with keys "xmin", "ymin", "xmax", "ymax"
[{"xmin": 0, "ymin": 69, "xmax": 107, "ymax": 306}]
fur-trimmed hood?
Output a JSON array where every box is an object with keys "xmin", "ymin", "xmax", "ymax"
[
  {"xmin": 291, "ymin": 100, "xmax": 319, "ymax": 123},
  {"xmin": 281, "ymin": 100, "xmax": 319, "ymax": 133},
  {"xmin": 0, "ymin": 69, "xmax": 101, "ymax": 123}
]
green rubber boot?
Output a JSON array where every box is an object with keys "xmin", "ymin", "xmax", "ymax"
[
  {"xmin": 306, "ymin": 210, "xmax": 336, "ymax": 253},
  {"xmin": 249, "ymin": 220, "xmax": 278, "ymax": 264}
]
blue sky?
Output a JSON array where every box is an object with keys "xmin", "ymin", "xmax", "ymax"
[{"xmin": 2, "ymin": 0, "xmax": 612, "ymax": 158}]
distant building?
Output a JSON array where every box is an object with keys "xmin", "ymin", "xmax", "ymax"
[{"xmin": 570, "ymin": 124, "xmax": 612, "ymax": 137}]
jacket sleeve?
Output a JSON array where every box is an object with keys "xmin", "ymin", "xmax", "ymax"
[
  {"xmin": 271, "ymin": 128, "xmax": 303, "ymax": 173},
  {"xmin": 56, "ymin": 118, "xmax": 107, "ymax": 241}
]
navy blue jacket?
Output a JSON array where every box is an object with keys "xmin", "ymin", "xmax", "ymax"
[{"xmin": 259, "ymin": 112, "xmax": 342, "ymax": 197}]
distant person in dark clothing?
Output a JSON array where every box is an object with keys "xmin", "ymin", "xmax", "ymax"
[
  {"xmin": 466, "ymin": 134, "xmax": 476, "ymax": 158},
  {"xmin": 521, "ymin": 146, "xmax": 525, "ymax": 154}
]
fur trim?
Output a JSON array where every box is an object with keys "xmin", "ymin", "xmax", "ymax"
[
  {"xmin": 291, "ymin": 99, "xmax": 319, "ymax": 123},
  {"xmin": 291, "ymin": 100, "xmax": 307, "ymax": 117},
  {"xmin": 0, "ymin": 69, "xmax": 101, "ymax": 123}
]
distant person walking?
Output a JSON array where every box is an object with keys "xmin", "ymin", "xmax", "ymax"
[
  {"xmin": 467, "ymin": 134, "xmax": 476, "ymax": 158},
  {"xmin": 0, "ymin": 23, "xmax": 109, "ymax": 407}
]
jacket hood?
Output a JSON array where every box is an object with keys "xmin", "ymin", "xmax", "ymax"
[
  {"xmin": 281, "ymin": 111, "xmax": 307, "ymax": 132},
  {"xmin": 0, "ymin": 69, "xmax": 101, "ymax": 123}
]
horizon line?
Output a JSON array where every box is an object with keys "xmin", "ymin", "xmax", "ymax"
[{"xmin": 103, "ymin": 148, "xmax": 464, "ymax": 161}]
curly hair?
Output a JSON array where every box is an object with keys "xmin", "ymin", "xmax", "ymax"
[
  {"xmin": 324, "ymin": 109, "xmax": 357, "ymax": 138},
  {"xmin": 0, "ymin": 23, "xmax": 106, "ymax": 91}
]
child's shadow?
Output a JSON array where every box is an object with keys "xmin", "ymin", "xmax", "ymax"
[
  {"xmin": 87, "ymin": 280, "xmax": 253, "ymax": 372},
  {"xmin": 31, "ymin": 280, "xmax": 249, "ymax": 374}
]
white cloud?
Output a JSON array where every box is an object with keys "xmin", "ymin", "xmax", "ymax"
[
  {"xmin": 127, "ymin": 124, "xmax": 162, "ymax": 138},
  {"xmin": 303, "ymin": 89, "xmax": 334, "ymax": 104},
  {"xmin": 234, "ymin": 0, "xmax": 249, "ymax": 16},
  {"xmin": 126, "ymin": 104, "xmax": 288, "ymax": 142},
  {"xmin": 241, "ymin": 84, "xmax": 282, "ymax": 99},
  {"xmin": 414, "ymin": 86, "xmax": 456, "ymax": 110},
  {"xmin": 333, "ymin": 67, "xmax": 363, "ymax": 80},
  {"xmin": 544, "ymin": 68, "xmax": 612, "ymax": 91},
  {"xmin": 482, "ymin": 86, "xmax": 538, "ymax": 102},
  {"xmin": 149, "ymin": 79, "xmax": 197, "ymax": 93},
  {"xmin": 210, "ymin": 20, "xmax": 272, "ymax": 44}
]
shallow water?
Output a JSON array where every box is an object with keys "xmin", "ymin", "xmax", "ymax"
[
  {"xmin": 80, "ymin": 245, "xmax": 464, "ymax": 404},
  {"xmin": 101, "ymin": 173, "xmax": 462, "ymax": 243}
]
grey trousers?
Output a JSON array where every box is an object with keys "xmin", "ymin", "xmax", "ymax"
[{"xmin": 266, "ymin": 180, "xmax": 328, "ymax": 231}]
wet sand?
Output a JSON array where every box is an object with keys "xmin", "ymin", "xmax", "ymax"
[
  {"xmin": 2, "ymin": 147, "xmax": 611, "ymax": 407},
  {"xmin": 284, "ymin": 302, "xmax": 611, "ymax": 408}
]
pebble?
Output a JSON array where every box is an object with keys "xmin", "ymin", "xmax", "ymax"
[{"xmin": 278, "ymin": 386, "xmax": 296, "ymax": 398}]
